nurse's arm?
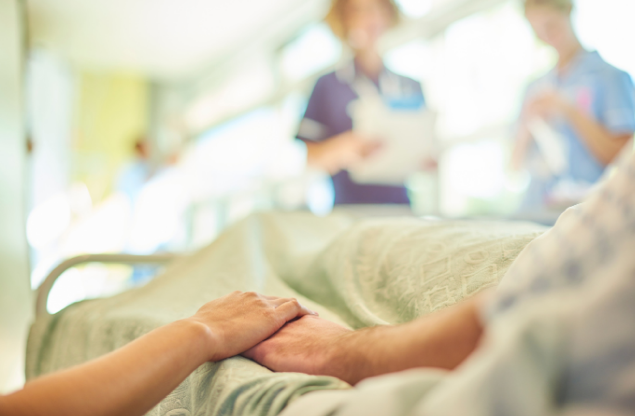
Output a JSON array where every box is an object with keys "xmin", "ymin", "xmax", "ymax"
[
  {"xmin": 306, "ymin": 131, "xmax": 381, "ymax": 174},
  {"xmin": 0, "ymin": 292, "xmax": 314, "ymax": 416},
  {"xmin": 562, "ymin": 104, "xmax": 632, "ymax": 165},
  {"xmin": 510, "ymin": 124, "xmax": 533, "ymax": 171}
]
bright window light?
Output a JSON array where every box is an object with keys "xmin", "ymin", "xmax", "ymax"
[
  {"xmin": 184, "ymin": 61, "xmax": 275, "ymax": 133},
  {"xmin": 574, "ymin": 0, "xmax": 635, "ymax": 78},
  {"xmin": 68, "ymin": 182, "xmax": 93, "ymax": 216},
  {"xmin": 184, "ymin": 107, "xmax": 310, "ymax": 201},
  {"xmin": 306, "ymin": 172, "xmax": 335, "ymax": 217},
  {"xmin": 128, "ymin": 169, "xmax": 191, "ymax": 254},
  {"xmin": 47, "ymin": 269, "xmax": 86, "ymax": 314},
  {"xmin": 395, "ymin": 0, "xmax": 433, "ymax": 19},
  {"xmin": 413, "ymin": 2, "xmax": 555, "ymax": 217},
  {"xmin": 384, "ymin": 40, "xmax": 430, "ymax": 82},
  {"xmin": 46, "ymin": 265, "xmax": 133, "ymax": 314},
  {"xmin": 26, "ymin": 193, "xmax": 71, "ymax": 249},
  {"xmin": 61, "ymin": 193, "xmax": 131, "ymax": 255},
  {"xmin": 281, "ymin": 24, "xmax": 342, "ymax": 82},
  {"xmin": 434, "ymin": 3, "xmax": 554, "ymax": 138},
  {"xmin": 445, "ymin": 142, "xmax": 506, "ymax": 199}
]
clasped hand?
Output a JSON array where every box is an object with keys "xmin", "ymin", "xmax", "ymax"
[
  {"xmin": 190, "ymin": 294, "xmax": 359, "ymax": 383},
  {"xmin": 185, "ymin": 291, "xmax": 318, "ymax": 362},
  {"xmin": 244, "ymin": 315, "xmax": 356, "ymax": 382}
]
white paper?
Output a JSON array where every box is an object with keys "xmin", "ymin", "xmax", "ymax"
[{"xmin": 348, "ymin": 97, "xmax": 436, "ymax": 185}]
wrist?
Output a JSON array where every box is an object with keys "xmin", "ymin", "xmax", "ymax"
[
  {"xmin": 306, "ymin": 141, "xmax": 341, "ymax": 174},
  {"xmin": 176, "ymin": 318, "xmax": 217, "ymax": 363},
  {"xmin": 326, "ymin": 328, "xmax": 383, "ymax": 385},
  {"xmin": 322, "ymin": 331, "xmax": 358, "ymax": 383},
  {"xmin": 306, "ymin": 141, "xmax": 328, "ymax": 168}
]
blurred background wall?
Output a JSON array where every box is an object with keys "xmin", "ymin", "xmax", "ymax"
[
  {"xmin": 73, "ymin": 73, "xmax": 149, "ymax": 202},
  {"xmin": 0, "ymin": 0, "xmax": 32, "ymax": 394}
]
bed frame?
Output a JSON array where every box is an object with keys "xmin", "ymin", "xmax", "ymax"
[{"xmin": 36, "ymin": 253, "xmax": 178, "ymax": 318}]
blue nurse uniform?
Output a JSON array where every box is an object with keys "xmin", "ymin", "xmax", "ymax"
[{"xmin": 521, "ymin": 50, "xmax": 635, "ymax": 208}]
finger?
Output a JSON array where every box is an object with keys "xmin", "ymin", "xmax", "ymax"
[
  {"xmin": 271, "ymin": 297, "xmax": 317, "ymax": 315},
  {"xmin": 260, "ymin": 294, "xmax": 282, "ymax": 301},
  {"xmin": 270, "ymin": 297, "xmax": 294, "ymax": 306},
  {"xmin": 275, "ymin": 299, "xmax": 318, "ymax": 322}
]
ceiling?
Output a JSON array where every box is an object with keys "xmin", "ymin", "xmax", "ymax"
[{"xmin": 27, "ymin": 0, "xmax": 327, "ymax": 81}]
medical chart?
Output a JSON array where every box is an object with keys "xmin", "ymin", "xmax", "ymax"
[{"xmin": 348, "ymin": 97, "xmax": 436, "ymax": 186}]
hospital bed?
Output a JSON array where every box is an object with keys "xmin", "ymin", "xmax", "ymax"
[
  {"xmin": 29, "ymin": 212, "xmax": 547, "ymax": 416},
  {"xmin": 35, "ymin": 253, "xmax": 178, "ymax": 318}
]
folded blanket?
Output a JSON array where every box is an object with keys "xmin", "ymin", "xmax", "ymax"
[{"xmin": 26, "ymin": 212, "xmax": 546, "ymax": 416}]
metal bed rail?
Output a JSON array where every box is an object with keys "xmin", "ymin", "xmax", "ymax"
[{"xmin": 35, "ymin": 253, "xmax": 178, "ymax": 318}]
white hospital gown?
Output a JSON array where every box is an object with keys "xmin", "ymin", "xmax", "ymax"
[{"xmin": 282, "ymin": 145, "xmax": 635, "ymax": 416}]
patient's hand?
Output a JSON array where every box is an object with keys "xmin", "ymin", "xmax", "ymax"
[
  {"xmin": 186, "ymin": 291, "xmax": 317, "ymax": 362},
  {"xmin": 243, "ymin": 316, "xmax": 353, "ymax": 378},
  {"xmin": 245, "ymin": 296, "xmax": 485, "ymax": 385}
]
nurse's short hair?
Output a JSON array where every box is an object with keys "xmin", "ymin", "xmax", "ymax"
[
  {"xmin": 325, "ymin": 0, "xmax": 401, "ymax": 40},
  {"xmin": 524, "ymin": 0, "xmax": 573, "ymax": 14}
]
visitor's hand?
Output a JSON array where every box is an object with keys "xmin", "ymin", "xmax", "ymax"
[
  {"xmin": 526, "ymin": 90, "xmax": 572, "ymax": 120},
  {"xmin": 185, "ymin": 291, "xmax": 317, "ymax": 362},
  {"xmin": 243, "ymin": 315, "xmax": 355, "ymax": 380},
  {"xmin": 307, "ymin": 131, "xmax": 382, "ymax": 174}
]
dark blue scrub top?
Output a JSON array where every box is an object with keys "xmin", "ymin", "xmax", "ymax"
[{"xmin": 297, "ymin": 62, "xmax": 426, "ymax": 205}]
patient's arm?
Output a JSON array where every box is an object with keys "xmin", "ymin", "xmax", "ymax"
[
  {"xmin": 244, "ymin": 294, "xmax": 485, "ymax": 385},
  {"xmin": 0, "ymin": 291, "xmax": 315, "ymax": 416}
]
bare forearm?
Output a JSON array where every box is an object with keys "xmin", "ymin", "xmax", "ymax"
[
  {"xmin": 511, "ymin": 125, "xmax": 533, "ymax": 171},
  {"xmin": 304, "ymin": 131, "xmax": 379, "ymax": 174},
  {"xmin": 0, "ymin": 319, "xmax": 212, "ymax": 416},
  {"xmin": 305, "ymin": 141, "xmax": 328, "ymax": 170},
  {"xmin": 1, "ymin": 292, "xmax": 314, "ymax": 416},
  {"xmin": 332, "ymin": 296, "xmax": 484, "ymax": 384},
  {"xmin": 564, "ymin": 106, "xmax": 631, "ymax": 165}
]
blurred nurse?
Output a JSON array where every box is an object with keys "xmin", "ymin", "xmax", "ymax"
[
  {"xmin": 512, "ymin": 0, "xmax": 635, "ymax": 210},
  {"xmin": 297, "ymin": 0, "xmax": 426, "ymax": 205}
]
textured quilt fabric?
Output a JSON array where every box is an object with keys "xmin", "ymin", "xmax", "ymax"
[
  {"xmin": 282, "ymin": 149, "xmax": 635, "ymax": 416},
  {"xmin": 26, "ymin": 213, "xmax": 546, "ymax": 416}
]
